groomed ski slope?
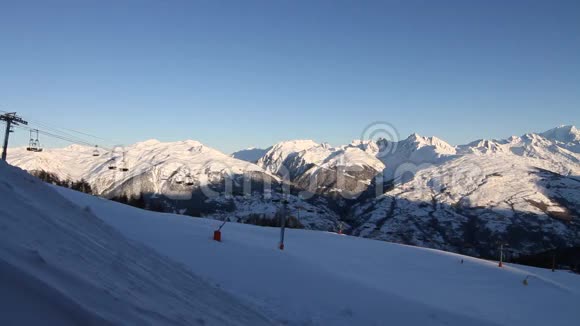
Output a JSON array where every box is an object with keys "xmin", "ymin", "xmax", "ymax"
[
  {"xmin": 55, "ymin": 186, "xmax": 580, "ymax": 326},
  {"xmin": 0, "ymin": 162, "xmax": 271, "ymax": 326}
]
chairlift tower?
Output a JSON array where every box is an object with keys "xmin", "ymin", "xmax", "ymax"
[
  {"xmin": 1, "ymin": 112, "xmax": 28, "ymax": 161},
  {"xmin": 273, "ymin": 196, "xmax": 290, "ymax": 250},
  {"xmin": 498, "ymin": 242, "xmax": 509, "ymax": 267}
]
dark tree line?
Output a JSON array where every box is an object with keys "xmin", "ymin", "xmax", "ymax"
[
  {"xmin": 244, "ymin": 213, "xmax": 304, "ymax": 229},
  {"xmin": 31, "ymin": 170, "xmax": 93, "ymax": 195},
  {"xmin": 110, "ymin": 193, "xmax": 166, "ymax": 212},
  {"xmin": 514, "ymin": 247, "xmax": 580, "ymax": 273}
]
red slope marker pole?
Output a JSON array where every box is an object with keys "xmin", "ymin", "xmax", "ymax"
[{"xmin": 213, "ymin": 220, "xmax": 227, "ymax": 242}]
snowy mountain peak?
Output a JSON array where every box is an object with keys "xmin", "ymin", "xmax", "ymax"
[
  {"xmin": 270, "ymin": 139, "xmax": 320, "ymax": 151},
  {"xmin": 133, "ymin": 139, "xmax": 162, "ymax": 147},
  {"xmin": 400, "ymin": 133, "xmax": 456, "ymax": 154},
  {"xmin": 349, "ymin": 139, "xmax": 380, "ymax": 155},
  {"xmin": 458, "ymin": 138, "xmax": 511, "ymax": 155},
  {"xmin": 540, "ymin": 125, "xmax": 579, "ymax": 143},
  {"xmin": 407, "ymin": 132, "xmax": 422, "ymax": 141},
  {"xmin": 320, "ymin": 142, "xmax": 332, "ymax": 149},
  {"xmin": 257, "ymin": 140, "xmax": 320, "ymax": 171},
  {"xmin": 63, "ymin": 144, "xmax": 92, "ymax": 151},
  {"xmin": 179, "ymin": 139, "xmax": 205, "ymax": 147},
  {"xmin": 127, "ymin": 139, "xmax": 205, "ymax": 151}
]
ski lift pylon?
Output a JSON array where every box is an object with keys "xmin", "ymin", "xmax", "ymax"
[
  {"xmin": 108, "ymin": 150, "xmax": 117, "ymax": 170},
  {"xmin": 120, "ymin": 151, "xmax": 129, "ymax": 172}
]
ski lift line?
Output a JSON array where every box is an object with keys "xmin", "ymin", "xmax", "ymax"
[
  {"xmin": 3, "ymin": 110, "xmax": 121, "ymax": 166},
  {"xmin": 33, "ymin": 126, "xmax": 114, "ymax": 152},
  {"xmin": 0, "ymin": 110, "xmax": 112, "ymax": 147},
  {"xmin": 14, "ymin": 125, "xmax": 112, "ymax": 151},
  {"xmin": 17, "ymin": 125, "xmax": 96, "ymax": 148},
  {"xmin": 54, "ymin": 125, "xmax": 111, "ymax": 142},
  {"xmin": 9, "ymin": 112, "xmax": 119, "ymax": 149},
  {"xmin": 4, "ymin": 111, "xmax": 120, "ymax": 155},
  {"xmin": 8, "ymin": 111, "xmax": 128, "ymax": 172},
  {"xmin": 28, "ymin": 119, "xmax": 114, "ymax": 144},
  {"xmin": 13, "ymin": 124, "xmax": 97, "ymax": 148},
  {"xmin": 26, "ymin": 121, "xmax": 110, "ymax": 149},
  {"xmin": 19, "ymin": 113, "xmax": 117, "ymax": 143}
]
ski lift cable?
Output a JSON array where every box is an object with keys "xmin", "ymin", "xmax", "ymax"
[
  {"xmin": 14, "ymin": 125, "xmax": 112, "ymax": 151},
  {"xmin": 34, "ymin": 128, "xmax": 96, "ymax": 147},
  {"xmin": 0, "ymin": 110, "xmax": 105, "ymax": 146},
  {"xmin": 15, "ymin": 124, "xmax": 131, "ymax": 173},
  {"xmin": 25, "ymin": 120, "xmax": 112, "ymax": 149},
  {"xmin": 11, "ymin": 111, "xmax": 106, "ymax": 140},
  {"xmin": 14, "ymin": 124, "xmax": 87, "ymax": 146},
  {"xmin": 0, "ymin": 110, "xmax": 118, "ymax": 150},
  {"xmin": 14, "ymin": 121, "xmax": 105, "ymax": 151},
  {"xmin": 8, "ymin": 111, "xmax": 119, "ymax": 148},
  {"xmin": 38, "ymin": 130, "xmax": 111, "ymax": 151},
  {"xmin": 3, "ymin": 109, "xmax": 118, "ymax": 154},
  {"xmin": 27, "ymin": 118, "xmax": 115, "ymax": 144}
]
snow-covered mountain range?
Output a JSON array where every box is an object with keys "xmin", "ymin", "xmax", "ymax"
[
  {"xmin": 8, "ymin": 139, "xmax": 342, "ymax": 230},
  {"xmin": 256, "ymin": 139, "xmax": 385, "ymax": 198},
  {"xmin": 7, "ymin": 125, "xmax": 580, "ymax": 257}
]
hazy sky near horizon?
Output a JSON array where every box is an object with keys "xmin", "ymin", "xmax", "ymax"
[{"xmin": 1, "ymin": 0, "xmax": 579, "ymax": 153}]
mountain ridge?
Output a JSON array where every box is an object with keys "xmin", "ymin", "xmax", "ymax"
[{"xmin": 7, "ymin": 125, "xmax": 580, "ymax": 257}]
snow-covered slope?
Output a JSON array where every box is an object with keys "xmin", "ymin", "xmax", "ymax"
[
  {"xmin": 293, "ymin": 145, "xmax": 385, "ymax": 197},
  {"xmin": 541, "ymin": 125, "xmax": 580, "ymax": 153},
  {"xmin": 231, "ymin": 147, "xmax": 270, "ymax": 163},
  {"xmin": 54, "ymin": 184, "xmax": 580, "ymax": 326},
  {"xmin": 375, "ymin": 133, "xmax": 457, "ymax": 180},
  {"xmin": 257, "ymin": 140, "xmax": 385, "ymax": 197},
  {"xmin": 254, "ymin": 134, "xmax": 457, "ymax": 197},
  {"xmin": 257, "ymin": 139, "xmax": 324, "ymax": 178},
  {"xmin": 9, "ymin": 139, "xmax": 275, "ymax": 196},
  {"xmin": 457, "ymin": 129, "xmax": 579, "ymax": 176},
  {"xmin": 345, "ymin": 127, "xmax": 580, "ymax": 257},
  {"xmin": 0, "ymin": 161, "xmax": 270, "ymax": 325},
  {"xmin": 351, "ymin": 154, "xmax": 580, "ymax": 257}
]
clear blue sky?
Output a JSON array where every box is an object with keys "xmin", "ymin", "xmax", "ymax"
[{"xmin": 1, "ymin": 0, "xmax": 579, "ymax": 153}]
